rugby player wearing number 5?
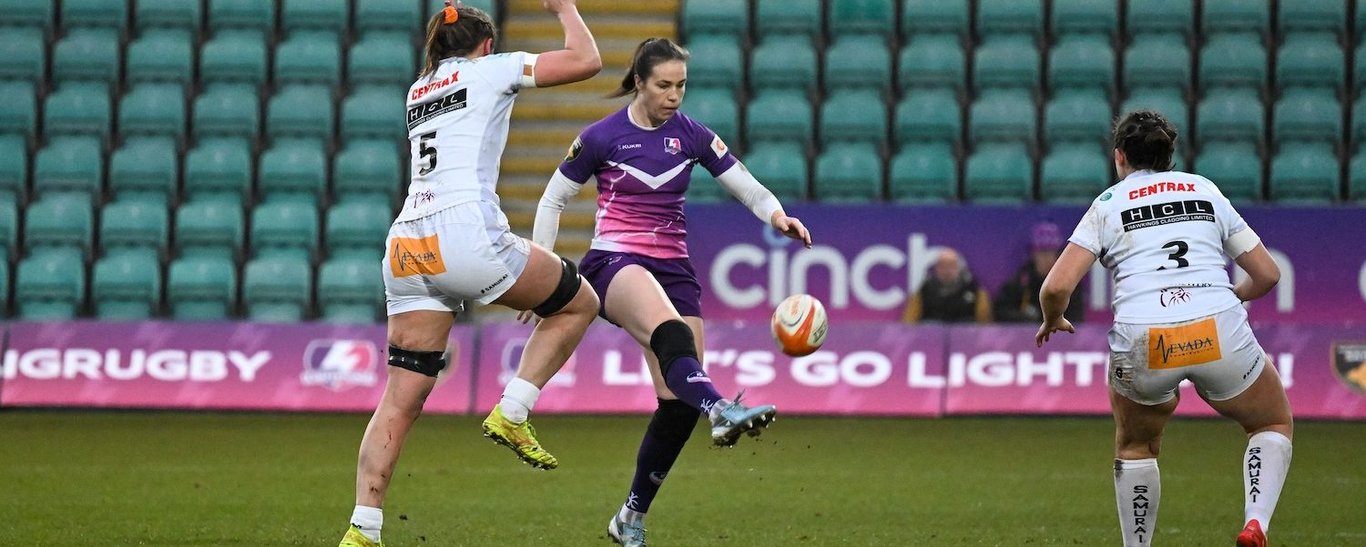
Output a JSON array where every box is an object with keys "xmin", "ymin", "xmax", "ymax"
[
  {"xmin": 340, "ymin": 2, "xmax": 603, "ymax": 546},
  {"xmin": 1035, "ymin": 111, "xmax": 1292, "ymax": 547},
  {"xmin": 526, "ymin": 38, "xmax": 813, "ymax": 546}
]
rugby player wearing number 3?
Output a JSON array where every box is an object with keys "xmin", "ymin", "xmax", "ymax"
[{"xmin": 1035, "ymin": 111, "xmax": 1293, "ymax": 547}]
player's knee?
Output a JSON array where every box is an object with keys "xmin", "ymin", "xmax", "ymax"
[
  {"xmin": 388, "ymin": 345, "xmax": 446, "ymax": 377},
  {"xmin": 647, "ymin": 398, "xmax": 700, "ymax": 442},
  {"xmin": 532, "ymin": 257, "xmax": 588, "ymax": 318},
  {"xmin": 649, "ymin": 319, "xmax": 696, "ymax": 377},
  {"xmin": 1116, "ymin": 436, "xmax": 1162, "ymax": 459}
]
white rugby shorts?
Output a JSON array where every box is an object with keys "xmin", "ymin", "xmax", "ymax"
[
  {"xmin": 1107, "ymin": 304, "xmax": 1265, "ymax": 405},
  {"xmin": 382, "ymin": 201, "xmax": 530, "ymax": 315}
]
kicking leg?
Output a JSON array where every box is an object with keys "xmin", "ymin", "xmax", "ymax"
[
  {"xmin": 1204, "ymin": 357, "xmax": 1293, "ymax": 546},
  {"xmin": 1111, "ymin": 388, "xmax": 1178, "ymax": 547}
]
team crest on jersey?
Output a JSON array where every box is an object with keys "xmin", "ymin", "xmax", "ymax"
[
  {"xmin": 565, "ymin": 137, "xmax": 583, "ymax": 162},
  {"xmin": 300, "ymin": 340, "xmax": 379, "ymax": 391},
  {"xmin": 1332, "ymin": 342, "xmax": 1366, "ymax": 395},
  {"xmin": 664, "ymin": 137, "xmax": 682, "ymax": 155}
]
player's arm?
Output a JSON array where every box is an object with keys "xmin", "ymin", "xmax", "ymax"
[
  {"xmin": 1231, "ymin": 239, "xmax": 1280, "ymax": 303},
  {"xmin": 532, "ymin": 169, "xmax": 586, "ymax": 251},
  {"xmin": 1036, "ymin": 243, "xmax": 1096, "ymax": 346},
  {"xmin": 714, "ymin": 162, "xmax": 813, "ymax": 248},
  {"xmin": 529, "ymin": 0, "xmax": 602, "ymax": 87}
]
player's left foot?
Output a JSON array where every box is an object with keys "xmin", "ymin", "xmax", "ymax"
[
  {"xmin": 708, "ymin": 391, "xmax": 777, "ymax": 447},
  {"xmin": 1236, "ymin": 519, "xmax": 1266, "ymax": 547},
  {"xmin": 607, "ymin": 513, "xmax": 647, "ymax": 546},
  {"xmin": 482, "ymin": 404, "xmax": 559, "ymax": 469},
  {"xmin": 339, "ymin": 524, "xmax": 383, "ymax": 547}
]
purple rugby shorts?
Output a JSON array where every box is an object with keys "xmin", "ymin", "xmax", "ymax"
[{"xmin": 578, "ymin": 249, "xmax": 703, "ymax": 322}]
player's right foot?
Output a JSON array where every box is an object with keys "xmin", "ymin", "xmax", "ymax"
[
  {"xmin": 1236, "ymin": 519, "xmax": 1266, "ymax": 547},
  {"xmin": 339, "ymin": 525, "xmax": 383, "ymax": 547},
  {"xmin": 607, "ymin": 513, "xmax": 647, "ymax": 546},
  {"xmin": 482, "ymin": 404, "xmax": 559, "ymax": 470},
  {"xmin": 708, "ymin": 391, "xmax": 777, "ymax": 447}
]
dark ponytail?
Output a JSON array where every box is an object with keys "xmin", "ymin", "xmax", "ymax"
[
  {"xmin": 610, "ymin": 38, "xmax": 690, "ymax": 98},
  {"xmin": 420, "ymin": 2, "xmax": 498, "ymax": 77},
  {"xmin": 1112, "ymin": 110, "xmax": 1178, "ymax": 171}
]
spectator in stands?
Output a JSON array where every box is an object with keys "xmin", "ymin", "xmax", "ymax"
[
  {"xmin": 902, "ymin": 247, "xmax": 991, "ymax": 323},
  {"xmin": 993, "ymin": 221, "xmax": 1085, "ymax": 323}
]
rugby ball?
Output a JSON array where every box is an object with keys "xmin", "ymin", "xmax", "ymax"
[{"xmin": 770, "ymin": 294, "xmax": 828, "ymax": 357}]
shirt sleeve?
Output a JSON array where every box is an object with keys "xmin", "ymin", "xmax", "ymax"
[
  {"xmin": 555, "ymin": 128, "xmax": 602, "ymax": 185},
  {"xmin": 687, "ymin": 117, "xmax": 739, "ymax": 176},
  {"xmin": 1068, "ymin": 204, "xmax": 1104, "ymax": 256},
  {"xmin": 487, "ymin": 52, "xmax": 538, "ymax": 93}
]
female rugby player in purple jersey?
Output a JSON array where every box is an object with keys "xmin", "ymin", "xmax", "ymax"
[{"xmin": 524, "ymin": 38, "xmax": 813, "ymax": 546}]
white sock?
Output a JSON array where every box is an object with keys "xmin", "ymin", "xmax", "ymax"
[
  {"xmin": 499, "ymin": 377, "xmax": 540, "ymax": 423},
  {"xmin": 350, "ymin": 505, "xmax": 383, "ymax": 543},
  {"xmin": 1114, "ymin": 458, "xmax": 1160, "ymax": 547},
  {"xmin": 1244, "ymin": 431, "xmax": 1292, "ymax": 531},
  {"xmin": 618, "ymin": 504, "xmax": 645, "ymax": 524}
]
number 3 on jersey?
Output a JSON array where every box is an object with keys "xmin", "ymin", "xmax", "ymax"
[
  {"xmin": 418, "ymin": 131, "xmax": 438, "ymax": 175},
  {"xmin": 1157, "ymin": 240, "xmax": 1189, "ymax": 270}
]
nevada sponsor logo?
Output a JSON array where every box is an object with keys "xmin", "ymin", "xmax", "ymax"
[
  {"xmin": 1331, "ymin": 342, "xmax": 1366, "ymax": 395},
  {"xmin": 300, "ymin": 340, "xmax": 378, "ymax": 391},
  {"xmin": 1148, "ymin": 317, "xmax": 1221, "ymax": 369}
]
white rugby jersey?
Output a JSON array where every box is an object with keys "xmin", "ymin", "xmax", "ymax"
[
  {"xmin": 1068, "ymin": 170, "xmax": 1256, "ymax": 323},
  {"xmin": 398, "ymin": 52, "xmax": 538, "ymax": 221}
]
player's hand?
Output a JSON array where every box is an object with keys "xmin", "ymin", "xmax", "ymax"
[
  {"xmin": 516, "ymin": 309, "xmax": 540, "ymax": 324},
  {"xmin": 771, "ymin": 213, "xmax": 813, "ymax": 248},
  {"xmin": 1035, "ymin": 317, "xmax": 1075, "ymax": 347},
  {"xmin": 542, "ymin": 0, "xmax": 577, "ymax": 14}
]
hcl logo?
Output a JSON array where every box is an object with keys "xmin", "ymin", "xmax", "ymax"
[{"xmin": 301, "ymin": 340, "xmax": 379, "ymax": 391}]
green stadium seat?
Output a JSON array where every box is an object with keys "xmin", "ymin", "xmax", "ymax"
[
  {"xmin": 1269, "ymin": 144, "xmax": 1340, "ymax": 202},
  {"xmin": 1052, "ymin": 0, "xmax": 1118, "ymax": 38},
  {"xmin": 349, "ymin": 32, "xmax": 417, "ymax": 86},
  {"xmin": 1195, "ymin": 142, "xmax": 1262, "ymax": 202},
  {"xmin": 1276, "ymin": 33, "xmax": 1345, "ymax": 92},
  {"xmin": 119, "ymin": 83, "xmax": 187, "ymax": 140},
  {"xmin": 973, "ymin": 35, "xmax": 1040, "ymax": 92},
  {"xmin": 1198, "ymin": 33, "xmax": 1266, "ymax": 93},
  {"xmin": 24, "ymin": 194, "xmax": 93, "ymax": 258},
  {"xmin": 109, "ymin": 137, "xmax": 177, "ymax": 207},
  {"xmin": 100, "ymin": 198, "xmax": 169, "ymax": 258},
  {"xmin": 754, "ymin": 0, "xmax": 822, "ymax": 38},
  {"xmin": 267, "ymin": 84, "xmax": 335, "ymax": 141},
  {"xmin": 812, "ymin": 143, "xmax": 883, "ymax": 203},
  {"xmin": 52, "ymin": 29, "xmax": 120, "ymax": 84},
  {"xmin": 16, "ymin": 250, "xmax": 86, "ymax": 320},
  {"xmin": 92, "ymin": 253, "xmax": 161, "ymax": 320},
  {"xmin": 275, "ymin": 30, "xmax": 341, "ymax": 87},
  {"xmin": 685, "ymin": 166, "xmax": 725, "ymax": 202},
  {"xmin": 243, "ymin": 255, "xmax": 312, "ymax": 322},
  {"xmin": 742, "ymin": 142, "xmax": 808, "ymax": 201},
  {"xmin": 0, "ymin": 80, "xmax": 37, "ymax": 141},
  {"xmin": 1359, "ymin": 2, "xmax": 1366, "ymax": 45},
  {"xmin": 897, "ymin": 34, "xmax": 965, "ymax": 94},
  {"xmin": 44, "ymin": 82, "xmax": 112, "ymax": 141},
  {"xmin": 1273, "ymin": 90, "xmax": 1342, "ymax": 146},
  {"xmin": 62, "ymin": 0, "xmax": 127, "ymax": 33},
  {"xmin": 282, "ymin": 0, "xmax": 347, "ymax": 34},
  {"xmin": 342, "ymin": 86, "xmax": 403, "ymax": 141},
  {"xmin": 821, "ymin": 90, "xmax": 887, "ymax": 147},
  {"xmin": 184, "ymin": 138, "xmax": 252, "ymax": 207},
  {"xmin": 750, "ymin": 35, "xmax": 818, "ymax": 96},
  {"xmin": 976, "ymin": 0, "xmax": 1044, "ymax": 38},
  {"xmin": 681, "ymin": 0, "xmax": 748, "ymax": 40},
  {"xmin": 1351, "ymin": 152, "xmax": 1366, "ymax": 201},
  {"xmin": 825, "ymin": 36, "xmax": 892, "ymax": 95},
  {"xmin": 193, "ymin": 84, "xmax": 260, "ymax": 142},
  {"xmin": 126, "ymin": 29, "xmax": 193, "ymax": 85},
  {"xmin": 0, "ymin": 199, "xmax": 15, "ymax": 262},
  {"xmin": 326, "ymin": 201, "xmax": 391, "ymax": 258},
  {"xmin": 200, "ymin": 30, "xmax": 268, "ymax": 89},
  {"xmin": 901, "ymin": 0, "xmax": 969, "ymax": 38},
  {"xmin": 1123, "ymin": 36, "xmax": 1191, "ymax": 93},
  {"xmin": 136, "ymin": 0, "xmax": 202, "ymax": 34},
  {"xmin": 1196, "ymin": 89, "xmax": 1264, "ymax": 145},
  {"xmin": 1040, "ymin": 146, "xmax": 1110, "ymax": 203},
  {"xmin": 258, "ymin": 138, "xmax": 327, "ymax": 204},
  {"xmin": 682, "ymin": 87, "xmax": 740, "ymax": 147},
  {"xmin": 334, "ymin": 139, "xmax": 401, "ymax": 204},
  {"xmin": 1202, "ymin": 0, "xmax": 1270, "ymax": 38},
  {"xmin": 175, "ymin": 200, "xmax": 244, "ymax": 257},
  {"xmin": 33, "ymin": 136, "xmax": 103, "ymax": 204},
  {"xmin": 830, "ymin": 0, "xmax": 895, "ymax": 39},
  {"xmin": 209, "ymin": 0, "xmax": 276, "ymax": 33},
  {"xmin": 964, "ymin": 143, "xmax": 1032, "ymax": 202},
  {"xmin": 0, "ymin": 27, "xmax": 45, "ymax": 82},
  {"xmin": 356, "ymin": 0, "xmax": 421, "ymax": 35},
  {"xmin": 895, "ymin": 89, "xmax": 961, "ymax": 148},
  {"xmin": 0, "ymin": 135, "xmax": 27, "ymax": 205},
  {"xmin": 1121, "ymin": 88, "xmax": 1190, "ymax": 137},
  {"xmin": 969, "ymin": 89, "xmax": 1035, "ymax": 146},
  {"xmin": 1127, "ymin": 0, "xmax": 1193, "ymax": 38},
  {"xmin": 685, "ymin": 34, "xmax": 743, "ymax": 93},
  {"xmin": 317, "ymin": 257, "xmax": 383, "ymax": 323},
  {"xmin": 1048, "ymin": 35, "xmax": 1115, "ymax": 96},
  {"xmin": 1280, "ymin": 0, "xmax": 1345, "ymax": 37},
  {"xmin": 251, "ymin": 201, "xmax": 319, "ymax": 260},
  {"xmin": 746, "ymin": 91, "xmax": 814, "ymax": 148},
  {"xmin": 889, "ymin": 143, "xmax": 957, "ymax": 202},
  {"xmin": 1352, "ymin": 95, "xmax": 1366, "ymax": 147},
  {"xmin": 1044, "ymin": 91, "xmax": 1111, "ymax": 147},
  {"xmin": 167, "ymin": 255, "xmax": 237, "ymax": 320},
  {"xmin": 0, "ymin": 0, "xmax": 54, "ymax": 32},
  {"xmin": 1354, "ymin": 42, "xmax": 1366, "ymax": 95}
]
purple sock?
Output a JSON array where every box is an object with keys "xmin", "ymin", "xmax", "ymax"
[
  {"xmin": 662, "ymin": 355, "xmax": 724, "ymax": 413},
  {"xmin": 625, "ymin": 399, "xmax": 699, "ymax": 514}
]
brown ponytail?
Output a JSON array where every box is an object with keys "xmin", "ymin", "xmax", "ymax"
[
  {"xmin": 1112, "ymin": 110, "xmax": 1178, "ymax": 171},
  {"xmin": 610, "ymin": 38, "xmax": 690, "ymax": 98},
  {"xmin": 420, "ymin": 2, "xmax": 497, "ymax": 77}
]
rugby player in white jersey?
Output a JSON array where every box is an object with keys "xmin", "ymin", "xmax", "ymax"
[
  {"xmin": 340, "ymin": 2, "xmax": 602, "ymax": 546},
  {"xmin": 1035, "ymin": 111, "xmax": 1292, "ymax": 547}
]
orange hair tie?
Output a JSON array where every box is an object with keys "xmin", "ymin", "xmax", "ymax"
[{"xmin": 443, "ymin": 0, "xmax": 459, "ymax": 24}]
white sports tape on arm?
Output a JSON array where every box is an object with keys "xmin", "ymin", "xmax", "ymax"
[
  {"xmin": 520, "ymin": 53, "xmax": 539, "ymax": 88},
  {"xmin": 715, "ymin": 163, "xmax": 783, "ymax": 223},
  {"xmin": 532, "ymin": 169, "xmax": 583, "ymax": 250},
  {"xmin": 1224, "ymin": 227, "xmax": 1261, "ymax": 258}
]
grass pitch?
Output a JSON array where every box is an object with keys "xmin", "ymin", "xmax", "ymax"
[{"xmin": 2, "ymin": 411, "xmax": 1363, "ymax": 546}]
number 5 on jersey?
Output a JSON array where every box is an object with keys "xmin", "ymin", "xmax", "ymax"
[{"xmin": 418, "ymin": 131, "xmax": 438, "ymax": 175}]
